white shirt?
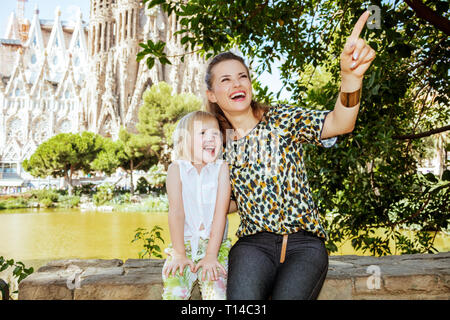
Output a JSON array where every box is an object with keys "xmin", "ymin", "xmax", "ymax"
[{"xmin": 176, "ymin": 159, "xmax": 229, "ymax": 260}]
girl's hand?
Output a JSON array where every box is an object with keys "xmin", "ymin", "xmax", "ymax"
[
  {"xmin": 340, "ymin": 11, "xmax": 376, "ymax": 87},
  {"xmin": 193, "ymin": 255, "xmax": 227, "ymax": 281},
  {"xmin": 162, "ymin": 254, "xmax": 195, "ymax": 278}
]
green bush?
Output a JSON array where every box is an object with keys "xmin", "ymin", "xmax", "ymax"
[
  {"xmin": 131, "ymin": 226, "xmax": 165, "ymax": 259},
  {"xmin": 0, "ymin": 256, "xmax": 34, "ymax": 300},
  {"xmin": 39, "ymin": 198, "xmax": 54, "ymax": 208},
  {"xmin": 143, "ymin": 195, "xmax": 169, "ymax": 211},
  {"xmin": 2, "ymin": 198, "xmax": 29, "ymax": 209},
  {"xmin": 113, "ymin": 194, "xmax": 168, "ymax": 212},
  {"xmin": 29, "ymin": 189, "xmax": 59, "ymax": 202},
  {"xmin": 73, "ymin": 183, "xmax": 96, "ymax": 196},
  {"xmin": 136, "ymin": 177, "xmax": 150, "ymax": 194},
  {"xmin": 147, "ymin": 164, "xmax": 167, "ymax": 195},
  {"xmin": 93, "ymin": 183, "xmax": 115, "ymax": 206},
  {"xmin": 56, "ymin": 195, "xmax": 81, "ymax": 208},
  {"xmin": 110, "ymin": 193, "xmax": 131, "ymax": 205}
]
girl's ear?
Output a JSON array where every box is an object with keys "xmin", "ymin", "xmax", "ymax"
[{"xmin": 206, "ymin": 90, "xmax": 218, "ymax": 103}]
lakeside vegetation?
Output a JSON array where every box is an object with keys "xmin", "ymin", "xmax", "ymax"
[{"xmin": 0, "ymin": 182, "xmax": 168, "ymax": 213}]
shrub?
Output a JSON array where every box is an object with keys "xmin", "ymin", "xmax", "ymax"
[
  {"xmin": 136, "ymin": 177, "xmax": 150, "ymax": 194},
  {"xmin": 73, "ymin": 183, "xmax": 96, "ymax": 196},
  {"xmin": 0, "ymin": 256, "xmax": 34, "ymax": 300},
  {"xmin": 56, "ymin": 195, "xmax": 81, "ymax": 208},
  {"xmin": 147, "ymin": 164, "xmax": 167, "ymax": 195},
  {"xmin": 131, "ymin": 226, "xmax": 165, "ymax": 259},
  {"xmin": 39, "ymin": 198, "xmax": 54, "ymax": 208},
  {"xmin": 93, "ymin": 183, "xmax": 115, "ymax": 206},
  {"xmin": 30, "ymin": 189, "xmax": 59, "ymax": 202},
  {"xmin": 110, "ymin": 193, "xmax": 131, "ymax": 205},
  {"xmin": 3, "ymin": 198, "xmax": 29, "ymax": 209}
]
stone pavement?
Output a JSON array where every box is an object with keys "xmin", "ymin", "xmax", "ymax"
[{"xmin": 18, "ymin": 252, "xmax": 450, "ymax": 300}]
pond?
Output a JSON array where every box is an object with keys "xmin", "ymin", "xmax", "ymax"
[{"xmin": 0, "ymin": 208, "xmax": 449, "ymax": 273}]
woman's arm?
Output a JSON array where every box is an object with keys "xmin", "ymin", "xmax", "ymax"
[
  {"xmin": 163, "ymin": 162, "xmax": 194, "ymax": 277},
  {"xmin": 194, "ymin": 162, "xmax": 231, "ymax": 281},
  {"xmin": 321, "ymin": 11, "xmax": 376, "ymax": 139}
]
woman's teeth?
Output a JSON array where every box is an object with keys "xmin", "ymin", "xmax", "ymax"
[{"xmin": 231, "ymin": 92, "xmax": 245, "ymax": 100}]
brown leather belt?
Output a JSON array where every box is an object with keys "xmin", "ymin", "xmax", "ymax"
[{"xmin": 280, "ymin": 234, "xmax": 288, "ymax": 263}]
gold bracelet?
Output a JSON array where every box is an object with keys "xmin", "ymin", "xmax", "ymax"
[{"xmin": 339, "ymin": 87, "xmax": 361, "ymax": 108}]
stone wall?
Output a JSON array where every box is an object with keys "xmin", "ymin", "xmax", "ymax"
[{"xmin": 17, "ymin": 252, "xmax": 450, "ymax": 300}]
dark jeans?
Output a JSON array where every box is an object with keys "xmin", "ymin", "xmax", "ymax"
[{"xmin": 227, "ymin": 230, "xmax": 328, "ymax": 300}]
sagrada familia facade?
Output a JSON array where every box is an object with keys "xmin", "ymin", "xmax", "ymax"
[{"xmin": 0, "ymin": 0, "xmax": 206, "ymax": 188}]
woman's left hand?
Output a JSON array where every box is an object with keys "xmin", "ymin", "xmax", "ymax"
[{"xmin": 340, "ymin": 11, "xmax": 376, "ymax": 84}]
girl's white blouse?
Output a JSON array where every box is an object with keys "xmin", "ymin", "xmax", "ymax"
[{"xmin": 176, "ymin": 159, "xmax": 229, "ymax": 260}]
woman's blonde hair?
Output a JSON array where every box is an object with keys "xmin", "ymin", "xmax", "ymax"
[{"xmin": 172, "ymin": 110, "xmax": 220, "ymax": 161}]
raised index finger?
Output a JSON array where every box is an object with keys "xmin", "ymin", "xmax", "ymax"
[{"xmin": 349, "ymin": 11, "xmax": 370, "ymax": 41}]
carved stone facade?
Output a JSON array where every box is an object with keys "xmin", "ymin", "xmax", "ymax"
[{"xmin": 0, "ymin": 0, "xmax": 206, "ymax": 185}]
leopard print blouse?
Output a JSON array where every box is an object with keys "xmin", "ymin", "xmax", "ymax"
[{"xmin": 223, "ymin": 104, "xmax": 337, "ymax": 240}]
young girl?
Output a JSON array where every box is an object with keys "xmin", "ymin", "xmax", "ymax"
[{"xmin": 161, "ymin": 110, "xmax": 231, "ymax": 300}]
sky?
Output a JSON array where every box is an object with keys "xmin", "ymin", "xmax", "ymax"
[
  {"xmin": 0, "ymin": 0, "xmax": 287, "ymax": 100},
  {"xmin": 0, "ymin": 0, "xmax": 91, "ymax": 37}
]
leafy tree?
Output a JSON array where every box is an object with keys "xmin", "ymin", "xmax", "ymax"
[
  {"xmin": 92, "ymin": 127, "xmax": 158, "ymax": 194},
  {"xmin": 22, "ymin": 132, "xmax": 106, "ymax": 195},
  {"xmin": 139, "ymin": 0, "xmax": 449, "ymax": 255},
  {"xmin": 117, "ymin": 127, "xmax": 158, "ymax": 194},
  {"xmin": 136, "ymin": 81, "xmax": 202, "ymax": 170}
]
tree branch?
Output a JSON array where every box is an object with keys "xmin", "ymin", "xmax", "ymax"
[
  {"xmin": 404, "ymin": 0, "xmax": 450, "ymax": 36},
  {"xmin": 393, "ymin": 125, "xmax": 450, "ymax": 140}
]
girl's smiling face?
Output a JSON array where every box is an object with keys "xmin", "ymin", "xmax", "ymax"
[
  {"xmin": 191, "ymin": 118, "xmax": 222, "ymax": 165},
  {"xmin": 206, "ymin": 59, "xmax": 253, "ymax": 115}
]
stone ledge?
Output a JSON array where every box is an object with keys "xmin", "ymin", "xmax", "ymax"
[{"xmin": 18, "ymin": 252, "xmax": 450, "ymax": 300}]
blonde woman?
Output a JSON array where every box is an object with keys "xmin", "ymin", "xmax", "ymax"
[{"xmin": 161, "ymin": 111, "xmax": 232, "ymax": 300}]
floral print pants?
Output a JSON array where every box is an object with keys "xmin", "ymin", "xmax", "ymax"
[{"xmin": 162, "ymin": 238, "xmax": 231, "ymax": 300}]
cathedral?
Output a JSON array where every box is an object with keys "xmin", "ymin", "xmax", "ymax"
[{"xmin": 0, "ymin": 0, "xmax": 206, "ymax": 190}]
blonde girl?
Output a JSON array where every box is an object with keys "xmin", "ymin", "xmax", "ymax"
[{"xmin": 161, "ymin": 110, "xmax": 231, "ymax": 300}]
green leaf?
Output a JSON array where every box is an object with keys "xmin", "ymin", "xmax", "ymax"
[
  {"xmin": 159, "ymin": 57, "xmax": 172, "ymax": 65},
  {"xmin": 146, "ymin": 57, "xmax": 155, "ymax": 69}
]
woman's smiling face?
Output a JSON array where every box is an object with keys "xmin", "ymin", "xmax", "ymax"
[{"xmin": 206, "ymin": 59, "xmax": 253, "ymax": 114}]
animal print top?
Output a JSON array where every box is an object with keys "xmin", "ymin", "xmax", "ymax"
[{"xmin": 223, "ymin": 104, "xmax": 337, "ymax": 240}]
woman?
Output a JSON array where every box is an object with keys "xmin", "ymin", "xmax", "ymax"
[{"xmin": 205, "ymin": 11, "xmax": 375, "ymax": 300}]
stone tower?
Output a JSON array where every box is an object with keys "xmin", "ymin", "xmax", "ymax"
[
  {"xmin": 87, "ymin": 0, "xmax": 142, "ymax": 137},
  {"xmin": 86, "ymin": 0, "xmax": 206, "ymax": 138}
]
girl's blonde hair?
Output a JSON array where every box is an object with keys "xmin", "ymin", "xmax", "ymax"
[{"xmin": 172, "ymin": 110, "xmax": 221, "ymax": 161}]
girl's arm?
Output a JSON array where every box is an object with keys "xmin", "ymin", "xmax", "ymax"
[
  {"xmin": 194, "ymin": 162, "xmax": 231, "ymax": 281},
  {"xmin": 163, "ymin": 162, "xmax": 194, "ymax": 278}
]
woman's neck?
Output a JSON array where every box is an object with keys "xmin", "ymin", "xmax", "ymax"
[{"xmin": 224, "ymin": 108, "xmax": 261, "ymax": 139}]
